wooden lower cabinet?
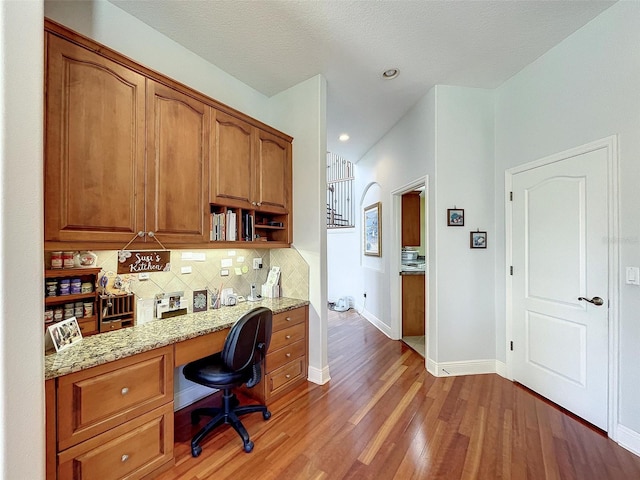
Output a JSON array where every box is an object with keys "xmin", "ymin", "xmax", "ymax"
[
  {"xmin": 49, "ymin": 347, "xmax": 174, "ymax": 480},
  {"xmin": 402, "ymin": 274, "xmax": 425, "ymax": 337},
  {"xmin": 245, "ymin": 306, "xmax": 309, "ymax": 403},
  {"xmin": 57, "ymin": 404, "xmax": 173, "ymax": 480}
]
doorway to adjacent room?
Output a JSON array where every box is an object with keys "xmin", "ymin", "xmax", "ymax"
[{"xmin": 391, "ymin": 178, "xmax": 428, "ymax": 359}]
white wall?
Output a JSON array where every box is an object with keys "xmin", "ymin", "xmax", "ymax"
[
  {"xmin": 327, "ymin": 228, "xmax": 361, "ymax": 306},
  {"xmin": 354, "ymin": 89, "xmax": 436, "ymax": 337},
  {"xmin": 267, "ymin": 75, "xmax": 330, "ymax": 383},
  {"xmin": 0, "ymin": 1, "xmax": 45, "ymax": 478},
  {"xmin": 353, "ymin": 85, "xmax": 496, "ymax": 372},
  {"xmin": 44, "ymin": 0, "xmax": 268, "ymax": 121},
  {"xmin": 495, "ymin": 1, "xmax": 640, "ymax": 443},
  {"xmin": 433, "ymin": 86, "xmax": 496, "ymax": 365}
]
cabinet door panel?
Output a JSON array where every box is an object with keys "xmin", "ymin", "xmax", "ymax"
[
  {"xmin": 402, "ymin": 192, "xmax": 421, "ymax": 247},
  {"xmin": 211, "ymin": 111, "xmax": 254, "ymax": 208},
  {"xmin": 45, "ymin": 34, "xmax": 145, "ymax": 243},
  {"xmin": 255, "ymin": 129, "xmax": 291, "ymax": 213},
  {"xmin": 146, "ymin": 81, "xmax": 209, "ymax": 243}
]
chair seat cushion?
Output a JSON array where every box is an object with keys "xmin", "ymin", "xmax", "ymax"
[{"xmin": 183, "ymin": 352, "xmax": 250, "ymax": 390}]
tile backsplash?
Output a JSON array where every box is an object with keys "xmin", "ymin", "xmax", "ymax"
[{"xmin": 92, "ymin": 247, "xmax": 309, "ymax": 313}]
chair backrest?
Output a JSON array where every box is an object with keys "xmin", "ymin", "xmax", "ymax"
[{"xmin": 221, "ymin": 307, "xmax": 272, "ymax": 373}]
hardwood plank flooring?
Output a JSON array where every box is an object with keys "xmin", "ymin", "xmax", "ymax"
[{"xmin": 157, "ymin": 309, "xmax": 640, "ymax": 479}]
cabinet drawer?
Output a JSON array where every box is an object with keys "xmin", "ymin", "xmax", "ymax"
[
  {"xmin": 57, "ymin": 346, "xmax": 173, "ymax": 451},
  {"xmin": 269, "ymin": 322, "xmax": 305, "ymax": 352},
  {"xmin": 266, "ymin": 339, "xmax": 306, "ymax": 372},
  {"xmin": 272, "ymin": 307, "xmax": 306, "ymax": 332},
  {"xmin": 78, "ymin": 318, "xmax": 98, "ymax": 336},
  {"xmin": 57, "ymin": 403, "xmax": 174, "ymax": 480},
  {"xmin": 266, "ymin": 356, "xmax": 306, "ymax": 398}
]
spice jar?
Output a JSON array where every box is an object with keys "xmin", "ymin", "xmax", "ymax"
[
  {"xmin": 74, "ymin": 301, "xmax": 84, "ymax": 318},
  {"xmin": 83, "ymin": 302, "xmax": 93, "ymax": 317},
  {"xmin": 44, "ymin": 308, "xmax": 54, "ymax": 324},
  {"xmin": 45, "ymin": 280, "xmax": 58, "ymax": 297},
  {"xmin": 70, "ymin": 278, "xmax": 82, "ymax": 294},
  {"xmin": 53, "ymin": 307, "xmax": 63, "ymax": 322},
  {"xmin": 62, "ymin": 251, "xmax": 75, "ymax": 269},
  {"xmin": 50, "ymin": 252, "xmax": 63, "ymax": 269},
  {"xmin": 81, "ymin": 282, "xmax": 93, "ymax": 294},
  {"xmin": 58, "ymin": 279, "xmax": 70, "ymax": 296},
  {"xmin": 63, "ymin": 303, "xmax": 74, "ymax": 319}
]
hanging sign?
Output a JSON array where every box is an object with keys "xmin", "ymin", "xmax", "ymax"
[{"xmin": 117, "ymin": 250, "xmax": 171, "ymax": 274}]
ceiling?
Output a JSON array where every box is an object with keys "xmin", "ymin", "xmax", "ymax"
[{"xmin": 109, "ymin": 0, "xmax": 614, "ymax": 162}]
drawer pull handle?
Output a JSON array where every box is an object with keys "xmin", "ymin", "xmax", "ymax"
[
  {"xmin": 285, "ymin": 374, "xmax": 291, "ymax": 379},
  {"xmin": 286, "ymin": 317, "xmax": 291, "ymax": 321},
  {"xmin": 285, "ymin": 353, "xmax": 291, "ymax": 358},
  {"xmin": 121, "ymin": 387, "xmax": 129, "ymax": 395},
  {"xmin": 121, "ymin": 454, "xmax": 129, "ymax": 462},
  {"xmin": 285, "ymin": 335, "xmax": 291, "ymax": 339}
]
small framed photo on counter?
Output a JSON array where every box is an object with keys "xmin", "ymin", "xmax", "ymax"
[{"xmin": 48, "ymin": 317, "xmax": 83, "ymax": 352}]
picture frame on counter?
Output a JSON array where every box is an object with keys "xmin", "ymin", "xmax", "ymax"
[
  {"xmin": 364, "ymin": 202, "xmax": 381, "ymax": 257},
  {"xmin": 447, "ymin": 208, "xmax": 464, "ymax": 226},
  {"xmin": 193, "ymin": 289, "xmax": 208, "ymax": 312},
  {"xmin": 48, "ymin": 317, "xmax": 83, "ymax": 352},
  {"xmin": 470, "ymin": 230, "xmax": 487, "ymax": 249}
]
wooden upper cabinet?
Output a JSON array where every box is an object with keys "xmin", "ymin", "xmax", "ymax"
[
  {"xmin": 210, "ymin": 110, "xmax": 254, "ymax": 208},
  {"xmin": 146, "ymin": 81, "xmax": 210, "ymax": 243},
  {"xmin": 255, "ymin": 129, "xmax": 292, "ymax": 213},
  {"xmin": 401, "ymin": 191, "xmax": 421, "ymax": 247},
  {"xmin": 44, "ymin": 22, "xmax": 293, "ymax": 249},
  {"xmin": 45, "ymin": 34, "xmax": 145, "ymax": 243}
]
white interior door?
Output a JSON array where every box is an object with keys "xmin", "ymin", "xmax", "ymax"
[{"xmin": 511, "ymin": 148, "xmax": 609, "ymax": 430}]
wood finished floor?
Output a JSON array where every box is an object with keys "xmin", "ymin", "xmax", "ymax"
[{"xmin": 157, "ymin": 309, "xmax": 640, "ymax": 480}]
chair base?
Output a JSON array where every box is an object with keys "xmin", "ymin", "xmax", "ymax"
[{"xmin": 190, "ymin": 390, "xmax": 271, "ymax": 456}]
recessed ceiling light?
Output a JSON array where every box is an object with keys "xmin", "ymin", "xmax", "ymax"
[
  {"xmin": 339, "ymin": 133, "xmax": 350, "ymax": 142},
  {"xmin": 382, "ymin": 68, "xmax": 400, "ymax": 80}
]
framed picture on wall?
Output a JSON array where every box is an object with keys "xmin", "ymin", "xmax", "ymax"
[
  {"xmin": 447, "ymin": 208, "xmax": 464, "ymax": 226},
  {"xmin": 364, "ymin": 202, "xmax": 381, "ymax": 257},
  {"xmin": 470, "ymin": 230, "xmax": 487, "ymax": 249}
]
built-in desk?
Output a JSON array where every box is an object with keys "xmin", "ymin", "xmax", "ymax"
[{"xmin": 45, "ymin": 298, "xmax": 309, "ymax": 480}]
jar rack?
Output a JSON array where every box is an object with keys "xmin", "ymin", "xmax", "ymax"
[{"xmin": 44, "ymin": 267, "xmax": 101, "ymax": 336}]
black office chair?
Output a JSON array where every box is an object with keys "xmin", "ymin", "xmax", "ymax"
[{"xmin": 183, "ymin": 307, "xmax": 273, "ymax": 456}]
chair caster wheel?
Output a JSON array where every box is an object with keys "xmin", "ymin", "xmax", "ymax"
[
  {"xmin": 191, "ymin": 445, "xmax": 202, "ymax": 457},
  {"xmin": 263, "ymin": 410, "xmax": 271, "ymax": 420},
  {"xmin": 243, "ymin": 441, "xmax": 254, "ymax": 453}
]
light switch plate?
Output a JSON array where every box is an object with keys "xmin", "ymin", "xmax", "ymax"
[{"xmin": 626, "ymin": 266, "xmax": 640, "ymax": 285}]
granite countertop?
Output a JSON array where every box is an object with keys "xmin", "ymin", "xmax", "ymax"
[{"xmin": 45, "ymin": 297, "xmax": 308, "ymax": 380}]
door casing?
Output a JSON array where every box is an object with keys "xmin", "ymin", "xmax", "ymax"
[
  {"xmin": 505, "ymin": 135, "xmax": 619, "ymax": 439},
  {"xmin": 391, "ymin": 176, "xmax": 428, "ymax": 363}
]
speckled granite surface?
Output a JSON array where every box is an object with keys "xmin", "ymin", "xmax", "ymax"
[{"xmin": 45, "ymin": 297, "xmax": 308, "ymax": 380}]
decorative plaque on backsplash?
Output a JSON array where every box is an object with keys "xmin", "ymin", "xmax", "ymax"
[{"xmin": 117, "ymin": 250, "xmax": 171, "ymax": 274}]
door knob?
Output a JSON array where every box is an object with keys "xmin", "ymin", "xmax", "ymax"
[{"xmin": 578, "ymin": 296, "xmax": 604, "ymax": 306}]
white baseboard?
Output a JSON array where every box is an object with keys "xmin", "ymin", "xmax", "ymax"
[
  {"xmin": 427, "ymin": 359, "xmax": 504, "ymax": 377},
  {"xmin": 174, "ymin": 384, "xmax": 216, "ymax": 411},
  {"xmin": 495, "ymin": 360, "xmax": 507, "ymax": 378},
  {"xmin": 308, "ymin": 364, "xmax": 331, "ymax": 385},
  {"xmin": 617, "ymin": 424, "xmax": 640, "ymax": 457},
  {"xmin": 361, "ymin": 308, "xmax": 392, "ymax": 338}
]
